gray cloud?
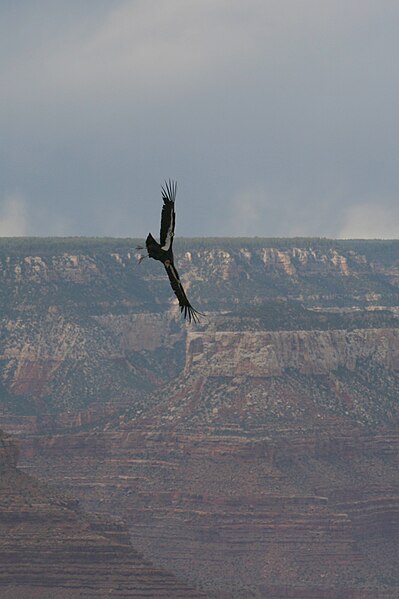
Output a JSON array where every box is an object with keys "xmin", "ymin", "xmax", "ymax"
[{"xmin": 1, "ymin": 1, "xmax": 399, "ymax": 237}]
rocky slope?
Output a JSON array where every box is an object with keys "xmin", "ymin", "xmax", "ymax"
[
  {"xmin": 0, "ymin": 429, "xmax": 208, "ymax": 598},
  {"xmin": 19, "ymin": 425, "xmax": 399, "ymax": 598},
  {"xmin": 1, "ymin": 237, "xmax": 399, "ymax": 598},
  {"xmin": 18, "ymin": 315, "xmax": 399, "ymax": 597}
]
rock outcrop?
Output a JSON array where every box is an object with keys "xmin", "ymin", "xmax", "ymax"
[{"xmin": 185, "ymin": 328, "xmax": 399, "ymax": 376}]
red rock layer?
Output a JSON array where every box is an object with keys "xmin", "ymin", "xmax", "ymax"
[
  {"xmin": 19, "ymin": 426, "xmax": 399, "ymax": 599},
  {"xmin": 0, "ymin": 430, "xmax": 208, "ymax": 599}
]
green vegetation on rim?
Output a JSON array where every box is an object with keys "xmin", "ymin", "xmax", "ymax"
[{"xmin": 1, "ymin": 236, "xmax": 399, "ymax": 260}]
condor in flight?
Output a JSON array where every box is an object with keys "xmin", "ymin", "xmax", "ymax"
[{"xmin": 139, "ymin": 180, "xmax": 201, "ymax": 323}]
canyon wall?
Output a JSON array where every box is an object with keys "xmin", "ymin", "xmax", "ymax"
[
  {"xmin": 1, "ymin": 238, "xmax": 399, "ymax": 598},
  {"xmin": 2, "ymin": 237, "xmax": 399, "ymax": 417},
  {"xmin": 0, "ymin": 429, "xmax": 207, "ymax": 599},
  {"xmin": 19, "ymin": 425, "xmax": 399, "ymax": 599}
]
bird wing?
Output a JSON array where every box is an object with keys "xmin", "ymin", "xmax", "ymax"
[
  {"xmin": 145, "ymin": 233, "xmax": 161, "ymax": 259},
  {"xmin": 164, "ymin": 262, "xmax": 201, "ymax": 323},
  {"xmin": 160, "ymin": 180, "xmax": 176, "ymax": 250}
]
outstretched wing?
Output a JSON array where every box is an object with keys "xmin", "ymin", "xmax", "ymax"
[
  {"xmin": 164, "ymin": 262, "xmax": 201, "ymax": 323},
  {"xmin": 160, "ymin": 180, "xmax": 176, "ymax": 250}
]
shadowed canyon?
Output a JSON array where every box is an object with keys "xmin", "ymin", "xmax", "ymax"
[{"xmin": 1, "ymin": 237, "xmax": 399, "ymax": 598}]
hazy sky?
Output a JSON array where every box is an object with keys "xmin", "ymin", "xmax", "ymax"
[{"xmin": 2, "ymin": 1, "xmax": 399, "ymax": 238}]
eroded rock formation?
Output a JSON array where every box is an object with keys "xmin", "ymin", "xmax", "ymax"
[{"xmin": 1, "ymin": 238, "xmax": 399, "ymax": 598}]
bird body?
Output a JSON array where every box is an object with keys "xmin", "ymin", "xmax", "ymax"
[
  {"xmin": 145, "ymin": 232, "xmax": 172, "ymax": 261},
  {"xmin": 144, "ymin": 181, "xmax": 201, "ymax": 323}
]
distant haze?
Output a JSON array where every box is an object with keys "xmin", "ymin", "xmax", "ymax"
[{"xmin": 1, "ymin": 1, "xmax": 399, "ymax": 238}]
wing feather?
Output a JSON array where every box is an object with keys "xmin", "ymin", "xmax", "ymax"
[
  {"xmin": 164, "ymin": 262, "xmax": 201, "ymax": 323},
  {"xmin": 160, "ymin": 180, "xmax": 176, "ymax": 250}
]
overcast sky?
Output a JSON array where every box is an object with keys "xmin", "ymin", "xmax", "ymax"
[{"xmin": 1, "ymin": 0, "xmax": 399, "ymax": 238}]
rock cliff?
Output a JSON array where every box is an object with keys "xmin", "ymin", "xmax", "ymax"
[
  {"xmin": 2, "ymin": 237, "xmax": 399, "ymax": 418},
  {"xmin": 185, "ymin": 328, "xmax": 399, "ymax": 376},
  {"xmin": 1, "ymin": 237, "xmax": 399, "ymax": 598}
]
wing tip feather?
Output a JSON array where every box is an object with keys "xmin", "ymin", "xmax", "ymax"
[
  {"xmin": 180, "ymin": 303, "xmax": 203, "ymax": 324},
  {"xmin": 161, "ymin": 179, "xmax": 177, "ymax": 203}
]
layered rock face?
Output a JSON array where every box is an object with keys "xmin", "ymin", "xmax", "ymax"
[
  {"xmin": 19, "ymin": 326, "xmax": 399, "ymax": 597},
  {"xmin": 2, "ymin": 237, "xmax": 399, "ymax": 418},
  {"xmin": 185, "ymin": 328, "xmax": 399, "ymax": 376},
  {"xmin": 1, "ymin": 238, "xmax": 399, "ymax": 598},
  {"xmin": 0, "ymin": 429, "xmax": 207, "ymax": 599},
  {"xmin": 0, "ymin": 242, "xmax": 186, "ymax": 424},
  {"xmin": 19, "ymin": 426, "xmax": 399, "ymax": 598}
]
